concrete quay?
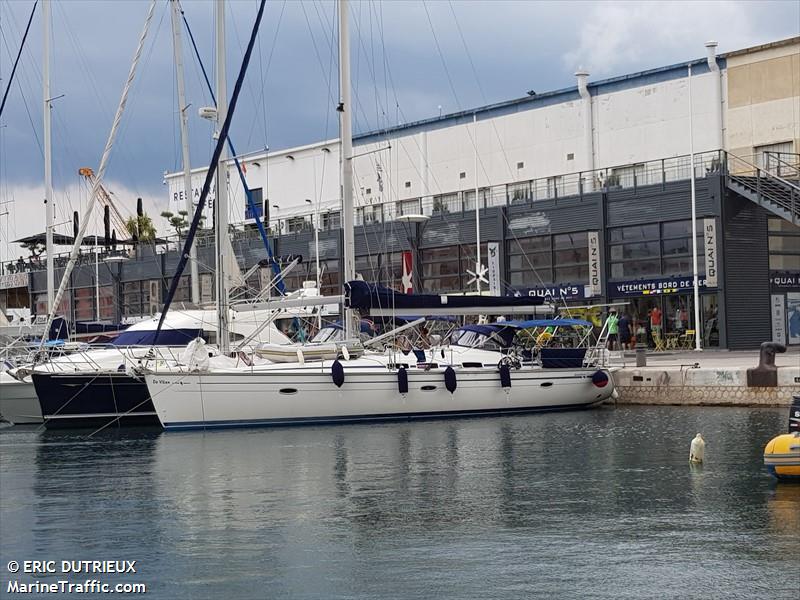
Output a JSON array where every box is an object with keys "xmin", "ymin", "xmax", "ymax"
[{"xmin": 611, "ymin": 348, "xmax": 800, "ymax": 407}]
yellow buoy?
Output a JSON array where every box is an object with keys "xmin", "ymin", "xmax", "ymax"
[
  {"xmin": 689, "ymin": 433, "xmax": 705, "ymax": 463},
  {"xmin": 764, "ymin": 433, "xmax": 800, "ymax": 481}
]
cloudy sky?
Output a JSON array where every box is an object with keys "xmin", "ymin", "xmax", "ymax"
[{"xmin": 0, "ymin": 0, "xmax": 797, "ymax": 250}]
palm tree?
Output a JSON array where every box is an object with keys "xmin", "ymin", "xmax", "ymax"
[{"xmin": 125, "ymin": 213, "xmax": 156, "ymax": 242}]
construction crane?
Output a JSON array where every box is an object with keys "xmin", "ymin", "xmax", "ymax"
[{"xmin": 78, "ymin": 167, "xmax": 129, "ymax": 240}]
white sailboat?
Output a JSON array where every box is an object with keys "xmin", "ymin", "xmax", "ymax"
[{"xmin": 142, "ymin": 0, "xmax": 616, "ymax": 430}]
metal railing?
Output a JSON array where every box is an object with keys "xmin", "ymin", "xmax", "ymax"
[
  {"xmin": 7, "ymin": 150, "xmax": 726, "ymax": 276},
  {"xmin": 726, "ymin": 153, "xmax": 800, "ymax": 222}
]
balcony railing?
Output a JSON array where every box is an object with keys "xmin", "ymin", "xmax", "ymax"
[{"xmin": 4, "ymin": 150, "xmax": 725, "ymax": 276}]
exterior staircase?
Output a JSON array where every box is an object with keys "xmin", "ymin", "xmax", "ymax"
[{"xmin": 726, "ymin": 153, "xmax": 800, "ymax": 225}]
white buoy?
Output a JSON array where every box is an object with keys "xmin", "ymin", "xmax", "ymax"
[
  {"xmin": 689, "ymin": 433, "xmax": 705, "ymax": 463},
  {"xmin": 296, "ymin": 349, "xmax": 305, "ymax": 365}
]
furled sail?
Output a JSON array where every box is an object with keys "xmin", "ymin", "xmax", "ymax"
[{"xmin": 344, "ymin": 280, "xmax": 546, "ymax": 312}]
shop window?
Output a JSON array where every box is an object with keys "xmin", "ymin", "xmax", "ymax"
[
  {"xmin": 661, "ymin": 220, "xmax": 696, "ymax": 238},
  {"xmin": 459, "ymin": 243, "xmax": 488, "ymax": 278},
  {"xmin": 611, "ymin": 260, "xmax": 661, "ymax": 279},
  {"xmin": 662, "ymin": 238, "xmax": 693, "ymax": 256},
  {"xmin": 770, "ymin": 254, "xmax": 800, "ymax": 270},
  {"xmin": 555, "ymin": 265, "xmax": 587, "ymax": 282},
  {"xmin": 610, "ymin": 241, "xmax": 659, "ymax": 261},
  {"xmin": 554, "ymin": 232, "xmax": 587, "ymax": 249},
  {"xmin": 609, "ymin": 224, "xmax": 658, "ymax": 243},
  {"xmin": 355, "ymin": 255, "xmax": 381, "ymax": 283},
  {"xmin": 768, "ymin": 218, "xmax": 800, "ymax": 233},
  {"xmin": 769, "ymin": 236, "xmax": 800, "ymax": 253},
  {"xmin": 663, "ymin": 257, "xmax": 695, "ymax": 276}
]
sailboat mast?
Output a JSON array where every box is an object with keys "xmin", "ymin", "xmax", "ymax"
[
  {"xmin": 215, "ymin": 0, "xmax": 230, "ymax": 353},
  {"xmin": 43, "ymin": 0, "xmax": 54, "ymax": 312},
  {"xmin": 170, "ymin": 0, "xmax": 200, "ymax": 305},
  {"xmin": 338, "ymin": 0, "xmax": 356, "ymax": 338}
]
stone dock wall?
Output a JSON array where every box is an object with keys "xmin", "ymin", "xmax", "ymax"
[{"xmin": 612, "ymin": 366, "xmax": 800, "ymax": 407}]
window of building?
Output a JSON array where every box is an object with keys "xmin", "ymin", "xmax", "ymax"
[
  {"xmin": 459, "ymin": 172, "xmax": 466, "ymax": 179},
  {"xmin": 432, "ymin": 193, "xmax": 459, "ymax": 215},
  {"xmin": 767, "ymin": 218, "xmax": 800, "ymax": 271},
  {"xmin": 122, "ymin": 279, "xmax": 160, "ymax": 317},
  {"xmin": 553, "ymin": 232, "xmax": 589, "ymax": 282},
  {"xmin": 508, "ymin": 182, "xmax": 531, "ymax": 205},
  {"xmin": 421, "ymin": 246, "xmax": 462, "ymax": 292},
  {"xmin": 74, "ymin": 287, "xmax": 94, "ymax": 321},
  {"xmin": 516, "ymin": 161, "xmax": 524, "ymax": 169},
  {"xmin": 507, "ymin": 235, "xmax": 553, "ymax": 286},
  {"xmin": 405, "ymin": 181, "xmax": 412, "ymax": 189},
  {"xmin": 287, "ymin": 216, "xmax": 309, "ymax": 233},
  {"xmin": 463, "ymin": 188, "xmax": 488, "ymax": 211},
  {"xmin": 608, "ymin": 220, "xmax": 703, "ymax": 280},
  {"xmin": 609, "ymin": 224, "xmax": 659, "ymax": 243},
  {"xmin": 322, "ymin": 211, "xmax": 340, "ymax": 231},
  {"xmin": 357, "ymin": 204, "xmax": 382, "ymax": 225},
  {"xmin": 243, "ymin": 187, "xmax": 264, "ymax": 220},
  {"xmin": 398, "ymin": 198, "xmax": 421, "ymax": 216},
  {"xmin": 355, "ymin": 255, "xmax": 381, "ymax": 283}
]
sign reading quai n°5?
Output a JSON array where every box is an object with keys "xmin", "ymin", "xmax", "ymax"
[
  {"xmin": 587, "ymin": 231, "xmax": 601, "ymax": 297},
  {"xmin": 704, "ymin": 218, "xmax": 718, "ymax": 288}
]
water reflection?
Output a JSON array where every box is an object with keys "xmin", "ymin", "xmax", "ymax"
[{"xmin": 1, "ymin": 407, "xmax": 798, "ymax": 599}]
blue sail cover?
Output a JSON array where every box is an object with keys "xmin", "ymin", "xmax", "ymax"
[{"xmin": 345, "ymin": 280, "xmax": 545, "ymax": 312}]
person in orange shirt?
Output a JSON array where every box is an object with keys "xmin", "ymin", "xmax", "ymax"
[{"xmin": 650, "ymin": 305, "xmax": 662, "ymax": 334}]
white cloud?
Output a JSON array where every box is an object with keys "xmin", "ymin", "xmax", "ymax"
[
  {"xmin": 0, "ymin": 181, "xmax": 169, "ymax": 264},
  {"xmin": 564, "ymin": 1, "xmax": 785, "ymax": 76}
]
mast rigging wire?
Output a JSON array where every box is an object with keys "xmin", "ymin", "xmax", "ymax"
[
  {"xmin": 180, "ymin": 4, "xmax": 283, "ymax": 292},
  {"xmin": 0, "ymin": 0, "xmax": 36, "ymax": 119},
  {"xmin": 157, "ymin": 0, "xmax": 268, "ymax": 338},
  {"xmin": 40, "ymin": 0, "xmax": 158, "ymax": 350}
]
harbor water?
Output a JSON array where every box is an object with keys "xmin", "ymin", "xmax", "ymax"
[{"xmin": 1, "ymin": 406, "xmax": 798, "ymax": 599}]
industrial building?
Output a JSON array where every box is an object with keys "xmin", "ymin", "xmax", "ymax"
[{"xmin": 4, "ymin": 36, "xmax": 799, "ymax": 349}]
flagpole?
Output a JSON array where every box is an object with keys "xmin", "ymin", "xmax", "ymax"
[{"xmin": 688, "ymin": 63, "xmax": 702, "ymax": 351}]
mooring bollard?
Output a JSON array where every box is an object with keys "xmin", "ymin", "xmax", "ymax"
[
  {"xmin": 746, "ymin": 341, "xmax": 786, "ymax": 387},
  {"xmin": 636, "ymin": 347, "xmax": 646, "ymax": 367}
]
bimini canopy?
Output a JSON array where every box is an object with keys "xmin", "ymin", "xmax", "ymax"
[
  {"xmin": 502, "ymin": 318, "xmax": 593, "ymax": 328},
  {"xmin": 453, "ymin": 324, "xmax": 516, "ymax": 348}
]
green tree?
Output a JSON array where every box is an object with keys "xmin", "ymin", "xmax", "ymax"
[{"xmin": 125, "ymin": 213, "xmax": 157, "ymax": 242}]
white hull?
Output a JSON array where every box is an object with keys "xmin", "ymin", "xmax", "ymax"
[
  {"xmin": 0, "ymin": 372, "xmax": 42, "ymax": 424},
  {"xmin": 145, "ymin": 365, "xmax": 614, "ymax": 430}
]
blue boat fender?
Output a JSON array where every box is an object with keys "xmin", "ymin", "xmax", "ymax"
[
  {"xmin": 499, "ymin": 364, "xmax": 511, "ymax": 389},
  {"xmin": 397, "ymin": 367, "xmax": 409, "ymax": 394},
  {"xmin": 331, "ymin": 359, "xmax": 345, "ymax": 388},
  {"xmin": 444, "ymin": 366, "xmax": 457, "ymax": 394}
]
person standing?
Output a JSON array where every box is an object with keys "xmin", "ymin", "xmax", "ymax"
[
  {"xmin": 606, "ymin": 308, "xmax": 619, "ymax": 350},
  {"xmin": 650, "ymin": 305, "xmax": 662, "ymax": 337},
  {"xmin": 618, "ymin": 312, "xmax": 632, "ymax": 350}
]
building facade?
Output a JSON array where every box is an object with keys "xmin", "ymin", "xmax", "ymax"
[{"xmin": 6, "ymin": 37, "xmax": 799, "ymax": 350}]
